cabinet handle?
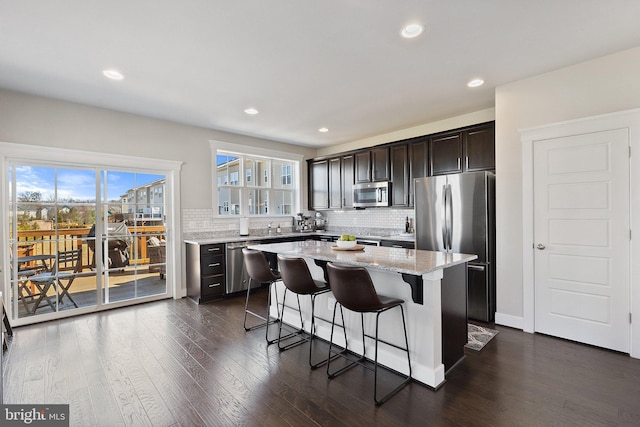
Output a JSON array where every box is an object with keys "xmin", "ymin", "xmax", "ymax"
[
  {"xmin": 208, "ymin": 263, "xmax": 221, "ymax": 267},
  {"xmin": 457, "ymin": 158, "xmax": 461, "ymax": 170},
  {"xmin": 208, "ymin": 283, "xmax": 222, "ymax": 288},
  {"xmin": 467, "ymin": 265, "xmax": 486, "ymax": 272},
  {"xmin": 391, "ymin": 245, "xmax": 403, "ymax": 248},
  {"xmin": 466, "ymin": 156, "xmax": 469, "ymax": 170},
  {"xmin": 207, "ymin": 247, "xmax": 221, "ymax": 252}
]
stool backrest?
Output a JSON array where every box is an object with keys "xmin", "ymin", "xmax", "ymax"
[
  {"xmin": 243, "ymin": 248, "xmax": 278, "ymax": 283},
  {"xmin": 277, "ymin": 255, "xmax": 318, "ymax": 295},
  {"xmin": 326, "ymin": 262, "xmax": 382, "ymax": 312}
]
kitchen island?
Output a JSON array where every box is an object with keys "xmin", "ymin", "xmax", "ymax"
[{"xmin": 247, "ymin": 240, "xmax": 477, "ymax": 389}]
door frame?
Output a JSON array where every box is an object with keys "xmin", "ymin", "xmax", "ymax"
[
  {"xmin": 520, "ymin": 108, "xmax": 640, "ymax": 359},
  {"xmin": 0, "ymin": 141, "xmax": 183, "ymax": 326}
]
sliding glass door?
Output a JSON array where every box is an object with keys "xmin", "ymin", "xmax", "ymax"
[{"xmin": 7, "ymin": 162, "xmax": 169, "ymax": 323}]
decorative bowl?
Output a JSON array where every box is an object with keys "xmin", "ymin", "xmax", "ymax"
[{"xmin": 336, "ymin": 239, "xmax": 357, "ymax": 249}]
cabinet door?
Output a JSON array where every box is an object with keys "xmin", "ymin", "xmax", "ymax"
[
  {"xmin": 354, "ymin": 151, "xmax": 371, "ymax": 183},
  {"xmin": 328, "ymin": 157, "xmax": 342, "ymax": 209},
  {"xmin": 409, "ymin": 138, "xmax": 429, "ymax": 206},
  {"xmin": 464, "ymin": 124, "xmax": 495, "ymax": 171},
  {"xmin": 430, "ymin": 132, "xmax": 462, "ymax": 176},
  {"xmin": 341, "ymin": 154, "xmax": 354, "ymax": 208},
  {"xmin": 390, "ymin": 144, "xmax": 409, "ymax": 207},
  {"xmin": 309, "ymin": 160, "xmax": 329, "ymax": 209},
  {"xmin": 371, "ymin": 147, "xmax": 390, "ymax": 181}
]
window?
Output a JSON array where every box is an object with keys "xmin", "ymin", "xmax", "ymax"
[{"xmin": 213, "ymin": 145, "xmax": 301, "ymax": 217}]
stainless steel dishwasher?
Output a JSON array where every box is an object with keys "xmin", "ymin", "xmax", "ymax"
[{"xmin": 225, "ymin": 241, "xmax": 257, "ymax": 294}]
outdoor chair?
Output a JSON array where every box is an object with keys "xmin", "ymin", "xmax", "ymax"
[{"xmin": 29, "ymin": 249, "xmax": 83, "ymax": 312}]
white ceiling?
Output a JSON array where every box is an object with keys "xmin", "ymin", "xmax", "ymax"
[{"xmin": 1, "ymin": 1, "xmax": 640, "ymax": 148}]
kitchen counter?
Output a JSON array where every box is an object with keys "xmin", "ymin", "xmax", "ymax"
[
  {"xmin": 248, "ymin": 240, "xmax": 476, "ymax": 389},
  {"xmin": 247, "ymin": 240, "xmax": 474, "ymax": 276},
  {"xmin": 183, "ymin": 230, "xmax": 415, "ymax": 245}
]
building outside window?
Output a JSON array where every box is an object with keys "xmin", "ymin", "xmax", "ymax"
[{"xmin": 214, "ymin": 148, "xmax": 300, "ymax": 217}]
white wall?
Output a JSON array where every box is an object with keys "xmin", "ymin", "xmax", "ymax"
[
  {"xmin": 0, "ymin": 89, "xmax": 317, "ymax": 210},
  {"xmin": 495, "ymin": 46, "xmax": 640, "ymax": 327}
]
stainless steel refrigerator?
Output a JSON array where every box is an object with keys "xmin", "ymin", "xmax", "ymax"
[{"xmin": 414, "ymin": 171, "xmax": 496, "ymax": 322}]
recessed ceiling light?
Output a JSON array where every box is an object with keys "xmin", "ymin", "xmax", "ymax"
[
  {"xmin": 244, "ymin": 108, "xmax": 259, "ymax": 115},
  {"xmin": 102, "ymin": 69, "xmax": 124, "ymax": 80},
  {"xmin": 401, "ymin": 23, "xmax": 424, "ymax": 39},
  {"xmin": 467, "ymin": 79, "xmax": 485, "ymax": 88},
  {"xmin": 318, "ymin": 127, "xmax": 329, "ymax": 133}
]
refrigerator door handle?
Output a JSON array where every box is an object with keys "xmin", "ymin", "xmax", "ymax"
[
  {"xmin": 442, "ymin": 184, "xmax": 448, "ymax": 250},
  {"xmin": 447, "ymin": 184, "xmax": 454, "ymax": 251}
]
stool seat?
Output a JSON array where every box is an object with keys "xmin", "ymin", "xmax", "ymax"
[{"xmin": 326, "ymin": 262, "xmax": 412, "ymax": 406}]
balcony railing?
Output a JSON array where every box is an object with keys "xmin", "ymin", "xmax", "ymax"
[{"xmin": 13, "ymin": 225, "xmax": 166, "ymax": 272}]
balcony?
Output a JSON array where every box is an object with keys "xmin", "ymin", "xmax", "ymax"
[{"xmin": 11, "ymin": 225, "xmax": 168, "ymax": 318}]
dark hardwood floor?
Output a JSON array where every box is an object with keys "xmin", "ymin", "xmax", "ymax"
[{"xmin": 3, "ymin": 289, "xmax": 640, "ymax": 426}]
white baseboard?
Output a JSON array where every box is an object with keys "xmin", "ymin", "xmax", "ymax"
[{"xmin": 495, "ymin": 312, "xmax": 525, "ymax": 330}]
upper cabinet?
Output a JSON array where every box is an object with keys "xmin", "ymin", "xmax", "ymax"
[
  {"xmin": 409, "ymin": 137, "xmax": 429, "ymax": 206},
  {"xmin": 308, "ymin": 121, "xmax": 494, "ymax": 210},
  {"xmin": 355, "ymin": 147, "xmax": 390, "ymax": 183},
  {"xmin": 390, "ymin": 144, "xmax": 410, "ymax": 207},
  {"xmin": 430, "ymin": 132, "xmax": 463, "ymax": 175},
  {"xmin": 430, "ymin": 122, "xmax": 495, "ymax": 176},
  {"xmin": 328, "ymin": 157, "xmax": 342, "ymax": 209},
  {"xmin": 464, "ymin": 124, "xmax": 495, "ymax": 171},
  {"xmin": 341, "ymin": 154, "xmax": 355, "ymax": 208},
  {"xmin": 309, "ymin": 159, "xmax": 329, "ymax": 210}
]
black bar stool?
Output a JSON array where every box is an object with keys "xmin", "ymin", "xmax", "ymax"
[
  {"xmin": 326, "ymin": 262, "xmax": 412, "ymax": 406},
  {"xmin": 242, "ymin": 248, "xmax": 292, "ymax": 344},
  {"xmin": 277, "ymin": 255, "xmax": 343, "ymax": 369}
]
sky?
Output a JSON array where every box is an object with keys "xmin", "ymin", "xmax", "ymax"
[{"xmin": 11, "ymin": 165, "xmax": 164, "ymax": 202}]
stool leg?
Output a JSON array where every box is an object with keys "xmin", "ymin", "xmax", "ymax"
[
  {"xmin": 276, "ymin": 288, "xmax": 304, "ymax": 347},
  {"xmin": 327, "ymin": 304, "xmax": 358, "ymax": 378},
  {"xmin": 244, "ymin": 279, "xmax": 278, "ymax": 332},
  {"xmin": 373, "ymin": 305, "xmax": 412, "ymax": 406}
]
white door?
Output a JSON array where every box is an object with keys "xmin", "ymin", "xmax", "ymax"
[{"xmin": 533, "ymin": 128, "xmax": 630, "ymax": 352}]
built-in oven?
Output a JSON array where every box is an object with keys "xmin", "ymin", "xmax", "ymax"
[{"xmin": 353, "ymin": 181, "xmax": 391, "ymax": 208}]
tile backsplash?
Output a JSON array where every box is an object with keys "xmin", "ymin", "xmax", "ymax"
[{"xmin": 182, "ymin": 208, "xmax": 414, "ymax": 239}]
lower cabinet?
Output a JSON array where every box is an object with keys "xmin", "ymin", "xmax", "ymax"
[{"xmin": 186, "ymin": 242, "xmax": 226, "ymax": 303}]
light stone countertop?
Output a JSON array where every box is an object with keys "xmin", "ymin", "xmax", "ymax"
[
  {"xmin": 247, "ymin": 240, "xmax": 476, "ymax": 276},
  {"xmin": 183, "ymin": 231, "xmax": 415, "ymax": 245}
]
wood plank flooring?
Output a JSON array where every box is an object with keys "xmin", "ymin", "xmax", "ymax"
[{"xmin": 3, "ymin": 289, "xmax": 640, "ymax": 426}]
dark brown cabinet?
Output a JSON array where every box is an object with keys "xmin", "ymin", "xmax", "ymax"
[
  {"xmin": 430, "ymin": 132, "xmax": 463, "ymax": 176},
  {"xmin": 307, "ymin": 122, "xmax": 494, "ymax": 210},
  {"xmin": 186, "ymin": 242, "xmax": 225, "ymax": 304},
  {"xmin": 341, "ymin": 154, "xmax": 354, "ymax": 208},
  {"xmin": 390, "ymin": 144, "xmax": 410, "ymax": 207},
  {"xmin": 309, "ymin": 160, "xmax": 329, "ymax": 209},
  {"xmin": 464, "ymin": 125, "xmax": 495, "ymax": 171},
  {"xmin": 409, "ymin": 137, "xmax": 429, "ymax": 206},
  {"xmin": 328, "ymin": 157, "xmax": 342, "ymax": 209},
  {"xmin": 355, "ymin": 147, "xmax": 390, "ymax": 183},
  {"xmin": 430, "ymin": 122, "xmax": 495, "ymax": 176}
]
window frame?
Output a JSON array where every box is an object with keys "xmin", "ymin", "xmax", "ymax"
[{"xmin": 211, "ymin": 141, "xmax": 303, "ymax": 218}]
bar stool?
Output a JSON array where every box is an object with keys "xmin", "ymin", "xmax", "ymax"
[
  {"xmin": 242, "ymin": 248, "xmax": 294, "ymax": 344},
  {"xmin": 326, "ymin": 262, "xmax": 412, "ymax": 406},
  {"xmin": 276, "ymin": 255, "xmax": 341, "ymax": 369}
]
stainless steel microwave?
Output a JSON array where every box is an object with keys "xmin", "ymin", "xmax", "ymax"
[{"xmin": 353, "ymin": 181, "xmax": 391, "ymax": 207}]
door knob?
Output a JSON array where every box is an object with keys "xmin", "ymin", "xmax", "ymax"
[{"xmin": 536, "ymin": 244, "xmax": 546, "ymax": 250}]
